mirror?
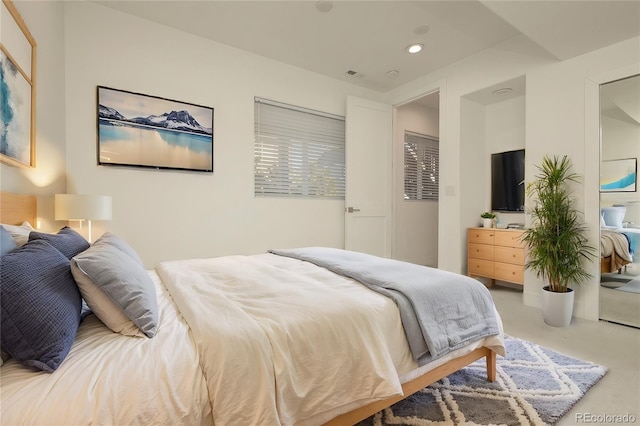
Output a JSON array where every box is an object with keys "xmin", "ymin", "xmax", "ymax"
[{"xmin": 599, "ymin": 74, "xmax": 640, "ymax": 328}]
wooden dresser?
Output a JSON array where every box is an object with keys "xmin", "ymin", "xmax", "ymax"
[{"xmin": 467, "ymin": 227, "xmax": 525, "ymax": 286}]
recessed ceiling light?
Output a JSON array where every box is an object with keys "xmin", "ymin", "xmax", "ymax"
[
  {"xmin": 406, "ymin": 43, "xmax": 424, "ymax": 54},
  {"xmin": 315, "ymin": 1, "xmax": 333, "ymax": 12},
  {"xmin": 492, "ymin": 87, "xmax": 513, "ymax": 96}
]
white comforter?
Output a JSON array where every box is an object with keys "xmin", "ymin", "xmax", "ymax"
[
  {"xmin": 0, "ymin": 272, "xmax": 211, "ymax": 426},
  {"xmin": 1, "ymin": 253, "xmax": 504, "ymax": 426},
  {"xmin": 157, "ymin": 253, "xmax": 417, "ymax": 426}
]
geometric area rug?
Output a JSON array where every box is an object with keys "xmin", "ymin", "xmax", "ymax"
[{"xmin": 357, "ymin": 336, "xmax": 607, "ymax": 426}]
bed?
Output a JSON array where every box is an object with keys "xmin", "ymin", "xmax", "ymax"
[
  {"xmin": 0, "ymin": 191, "xmax": 505, "ymax": 426},
  {"xmin": 600, "ymin": 229, "xmax": 633, "ymax": 273},
  {"xmin": 601, "ymin": 206, "xmax": 635, "ymax": 273}
]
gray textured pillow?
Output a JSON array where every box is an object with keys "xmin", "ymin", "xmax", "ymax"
[
  {"xmin": 29, "ymin": 226, "xmax": 90, "ymax": 259},
  {"xmin": 71, "ymin": 240, "xmax": 158, "ymax": 338},
  {"xmin": 1, "ymin": 240, "xmax": 82, "ymax": 372}
]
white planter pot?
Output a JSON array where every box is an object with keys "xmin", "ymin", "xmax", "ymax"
[
  {"xmin": 482, "ymin": 218, "xmax": 494, "ymax": 228},
  {"xmin": 541, "ymin": 286, "xmax": 574, "ymax": 327}
]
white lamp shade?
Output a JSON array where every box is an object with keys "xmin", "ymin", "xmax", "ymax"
[{"xmin": 55, "ymin": 194, "xmax": 112, "ymax": 221}]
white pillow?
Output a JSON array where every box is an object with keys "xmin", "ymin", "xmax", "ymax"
[
  {"xmin": 1, "ymin": 222, "xmax": 35, "ymax": 247},
  {"xmin": 602, "ymin": 206, "xmax": 626, "ymax": 229}
]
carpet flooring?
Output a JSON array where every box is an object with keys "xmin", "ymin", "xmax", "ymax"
[{"xmin": 357, "ymin": 336, "xmax": 607, "ymax": 426}]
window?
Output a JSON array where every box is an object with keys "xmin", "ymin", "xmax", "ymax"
[
  {"xmin": 404, "ymin": 131, "xmax": 439, "ymax": 200},
  {"xmin": 254, "ymin": 98, "xmax": 345, "ymax": 199}
]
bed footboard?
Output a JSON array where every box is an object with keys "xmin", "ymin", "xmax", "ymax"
[{"xmin": 323, "ymin": 347, "xmax": 496, "ymax": 426}]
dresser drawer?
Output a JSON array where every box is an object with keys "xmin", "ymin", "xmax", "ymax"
[
  {"xmin": 494, "ymin": 230, "xmax": 525, "ymax": 248},
  {"xmin": 494, "ymin": 262, "xmax": 524, "ymax": 284},
  {"xmin": 494, "ymin": 246, "xmax": 524, "ymax": 265},
  {"xmin": 468, "ymin": 243, "xmax": 494, "ymax": 261},
  {"xmin": 468, "ymin": 259, "xmax": 494, "ymax": 278},
  {"xmin": 467, "ymin": 229, "xmax": 494, "ymax": 245}
]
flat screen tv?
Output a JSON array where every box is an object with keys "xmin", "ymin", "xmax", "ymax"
[
  {"xmin": 97, "ymin": 86, "xmax": 214, "ymax": 173},
  {"xmin": 491, "ymin": 149, "xmax": 525, "ymax": 212}
]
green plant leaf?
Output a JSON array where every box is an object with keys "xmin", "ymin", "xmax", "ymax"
[{"xmin": 522, "ymin": 155, "xmax": 596, "ymax": 292}]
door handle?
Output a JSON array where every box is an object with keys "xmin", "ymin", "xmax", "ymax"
[{"xmin": 346, "ymin": 207, "xmax": 361, "ymax": 213}]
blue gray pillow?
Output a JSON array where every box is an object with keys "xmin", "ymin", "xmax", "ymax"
[
  {"xmin": 0, "ymin": 226, "xmax": 17, "ymax": 255},
  {"xmin": 29, "ymin": 226, "xmax": 89, "ymax": 259},
  {"xmin": 0, "ymin": 239, "xmax": 82, "ymax": 372},
  {"xmin": 71, "ymin": 236, "xmax": 158, "ymax": 338},
  {"xmin": 98, "ymin": 232, "xmax": 144, "ymax": 266}
]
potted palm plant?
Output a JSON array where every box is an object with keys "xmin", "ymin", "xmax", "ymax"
[{"xmin": 521, "ymin": 155, "xmax": 595, "ymax": 327}]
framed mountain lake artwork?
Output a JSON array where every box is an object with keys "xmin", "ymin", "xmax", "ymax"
[
  {"xmin": 0, "ymin": 0, "xmax": 37, "ymax": 168},
  {"xmin": 97, "ymin": 86, "xmax": 214, "ymax": 172}
]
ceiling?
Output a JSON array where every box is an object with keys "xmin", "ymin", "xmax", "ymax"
[
  {"xmin": 601, "ymin": 74, "xmax": 640, "ymax": 125},
  {"xmin": 95, "ymin": 0, "xmax": 640, "ymax": 93}
]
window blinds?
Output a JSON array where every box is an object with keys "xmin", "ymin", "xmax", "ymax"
[
  {"xmin": 254, "ymin": 98, "xmax": 345, "ymax": 199},
  {"xmin": 404, "ymin": 131, "xmax": 439, "ymax": 201}
]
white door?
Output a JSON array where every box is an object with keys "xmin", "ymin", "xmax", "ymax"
[{"xmin": 345, "ymin": 96, "xmax": 393, "ymax": 257}]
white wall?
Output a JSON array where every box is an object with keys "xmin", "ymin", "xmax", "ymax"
[
  {"xmin": 4, "ymin": 1, "xmax": 639, "ymax": 320},
  {"xmin": 600, "ymin": 114, "xmax": 640, "ymax": 226},
  {"xmin": 458, "ymin": 94, "xmax": 526, "ymax": 232},
  {"xmin": 387, "ymin": 34, "xmax": 640, "ymax": 320},
  {"xmin": 485, "ymin": 95, "xmax": 526, "ymax": 228},
  {"xmin": 63, "ymin": 2, "xmax": 383, "ymax": 267},
  {"xmin": 393, "ymin": 101, "xmax": 439, "ymax": 266},
  {"xmin": 0, "ymin": 0, "xmax": 67, "ymax": 229},
  {"xmin": 525, "ymin": 37, "xmax": 639, "ymax": 319},
  {"xmin": 386, "ymin": 34, "xmax": 557, "ymax": 273},
  {"xmin": 459, "ymin": 98, "xmax": 486, "ymax": 231}
]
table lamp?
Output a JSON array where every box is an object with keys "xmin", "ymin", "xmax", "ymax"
[{"xmin": 55, "ymin": 194, "xmax": 112, "ymax": 242}]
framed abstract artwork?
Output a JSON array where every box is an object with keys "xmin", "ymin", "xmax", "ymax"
[
  {"xmin": 600, "ymin": 158, "xmax": 637, "ymax": 192},
  {"xmin": 0, "ymin": 0, "xmax": 37, "ymax": 168},
  {"xmin": 96, "ymin": 86, "xmax": 214, "ymax": 173}
]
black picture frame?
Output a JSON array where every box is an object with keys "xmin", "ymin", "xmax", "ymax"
[{"xmin": 97, "ymin": 86, "xmax": 213, "ymax": 173}]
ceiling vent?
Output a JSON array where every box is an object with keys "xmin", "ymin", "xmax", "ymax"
[{"xmin": 346, "ymin": 70, "xmax": 365, "ymax": 79}]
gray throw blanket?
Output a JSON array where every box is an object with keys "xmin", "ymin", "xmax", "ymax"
[{"xmin": 269, "ymin": 247, "xmax": 500, "ymax": 364}]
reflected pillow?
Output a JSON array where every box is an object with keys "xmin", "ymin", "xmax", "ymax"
[
  {"xmin": 0, "ymin": 240, "xmax": 82, "ymax": 372},
  {"xmin": 71, "ymin": 238, "xmax": 158, "ymax": 338},
  {"xmin": 29, "ymin": 226, "xmax": 90, "ymax": 259},
  {"xmin": 601, "ymin": 206, "xmax": 626, "ymax": 229}
]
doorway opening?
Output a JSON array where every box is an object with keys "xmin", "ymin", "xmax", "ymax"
[{"xmin": 393, "ymin": 92, "xmax": 440, "ymax": 267}]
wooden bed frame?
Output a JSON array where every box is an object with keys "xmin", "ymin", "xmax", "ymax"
[
  {"xmin": 325, "ymin": 347, "xmax": 495, "ymax": 425},
  {"xmin": 0, "ymin": 190, "xmax": 497, "ymax": 425},
  {"xmin": 0, "ymin": 191, "xmax": 37, "ymax": 227},
  {"xmin": 601, "ymin": 254, "xmax": 630, "ymax": 274}
]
